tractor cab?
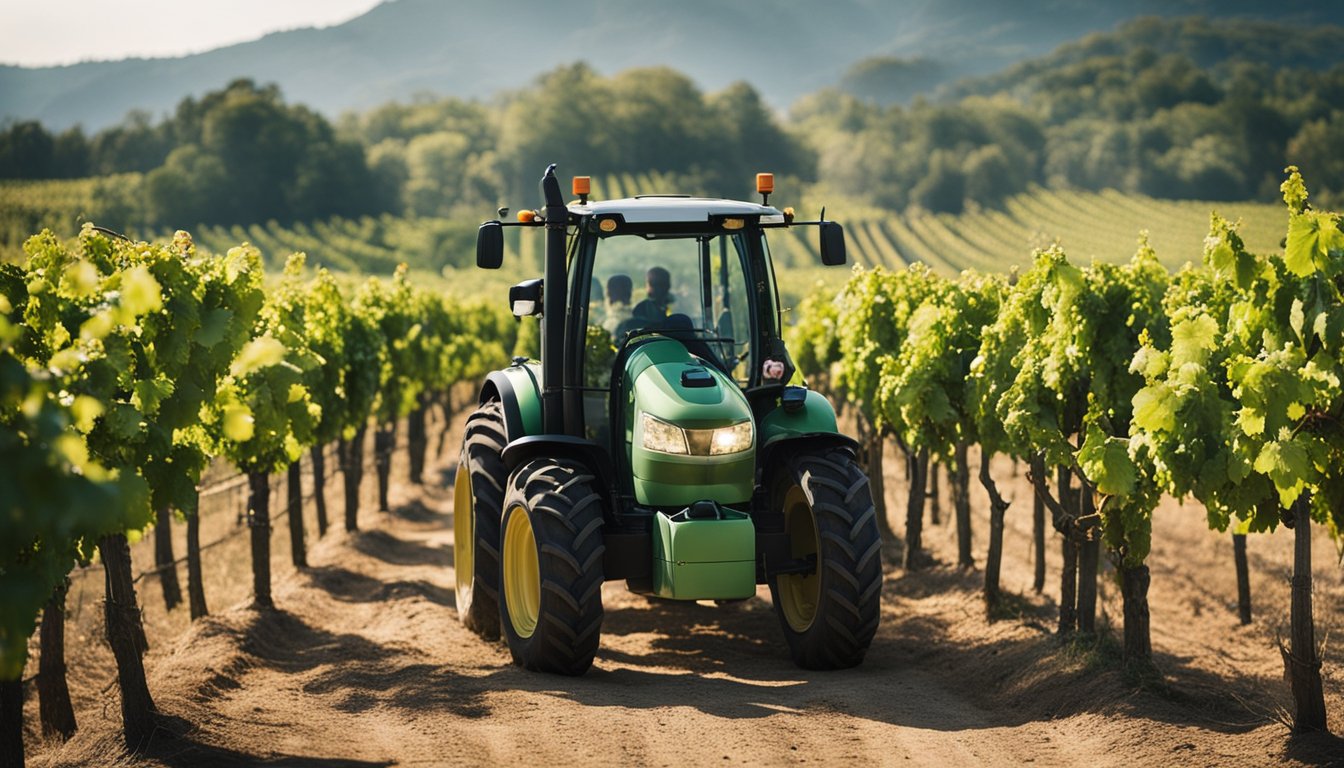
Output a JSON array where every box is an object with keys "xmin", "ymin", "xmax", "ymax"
[
  {"xmin": 457, "ymin": 166, "xmax": 879, "ymax": 675},
  {"xmin": 567, "ymin": 197, "xmax": 786, "ymax": 456}
]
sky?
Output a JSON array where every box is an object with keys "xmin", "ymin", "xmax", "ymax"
[{"xmin": 0, "ymin": 0, "xmax": 384, "ymax": 67}]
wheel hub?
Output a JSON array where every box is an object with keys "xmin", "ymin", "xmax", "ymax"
[
  {"xmin": 453, "ymin": 464, "xmax": 474, "ymax": 603},
  {"xmin": 503, "ymin": 504, "xmax": 541, "ymax": 638},
  {"xmin": 777, "ymin": 484, "xmax": 821, "ymax": 632}
]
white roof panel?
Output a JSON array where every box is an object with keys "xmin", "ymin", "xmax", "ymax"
[{"xmin": 569, "ymin": 196, "xmax": 781, "ymax": 223}]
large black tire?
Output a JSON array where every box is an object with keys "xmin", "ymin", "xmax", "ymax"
[
  {"xmin": 454, "ymin": 400, "xmax": 507, "ymax": 640},
  {"xmin": 768, "ymin": 448, "xmax": 883, "ymax": 669},
  {"xmin": 499, "ymin": 459, "xmax": 605, "ymax": 675}
]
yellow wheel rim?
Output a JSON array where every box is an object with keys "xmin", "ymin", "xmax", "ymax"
[
  {"xmin": 453, "ymin": 464, "xmax": 474, "ymax": 601},
  {"xmin": 778, "ymin": 485, "xmax": 820, "ymax": 632},
  {"xmin": 503, "ymin": 504, "xmax": 541, "ymax": 639}
]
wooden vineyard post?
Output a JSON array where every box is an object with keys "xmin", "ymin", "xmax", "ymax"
[
  {"xmin": 287, "ymin": 460, "xmax": 307, "ymax": 569},
  {"xmin": 1031, "ymin": 454, "xmax": 1046, "ymax": 594},
  {"xmin": 1285, "ymin": 496, "xmax": 1327, "ymax": 732},
  {"xmin": 342, "ymin": 426, "xmax": 367, "ymax": 532},
  {"xmin": 408, "ymin": 395, "xmax": 429, "ymax": 485},
  {"xmin": 98, "ymin": 533, "xmax": 158, "ymax": 750},
  {"xmin": 375, "ymin": 423, "xmax": 395, "ymax": 512},
  {"xmin": 1, "ymin": 677, "xmax": 22, "ymax": 768},
  {"xmin": 1059, "ymin": 536, "xmax": 1078, "ymax": 636},
  {"xmin": 38, "ymin": 582, "xmax": 76, "ymax": 740},
  {"xmin": 152, "ymin": 505, "xmax": 182, "ymax": 612},
  {"xmin": 312, "ymin": 445, "xmax": 330, "ymax": 537},
  {"xmin": 1076, "ymin": 490, "xmax": 1099, "ymax": 636},
  {"xmin": 903, "ymin": 448, "xmax": 929, "ymax": 569},
  {"xmin": 1233, "ymin": 533, "xmax": 1252, "ymax": 625},
  {"xmin": 186, "ymin": 494, "xmax": 209, "ymax": 620},
  {"xmin": 953, "ymin": 442, "xmax": 972, "ymax": 568},
  {"xmin": 866, "ymin": 429, "xmax": 895, "ymax": 543},
  {"xmin": 247, "ymin": 472, "xmax": 274, "ymax": 608},
  {"xmin": 928, "ymin": 462, "xmax": 942, "ymax": 525}
]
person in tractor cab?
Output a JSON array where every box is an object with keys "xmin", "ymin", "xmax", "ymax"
[
  {"xmin": 632, "ymin": 266, "xmax": 673, "ymax": 326},
  {"xmin": 616, "ymin": 265, "xmax": 672, "ymax": 340},
  {"xmin": 602, "ymin": 274, "xmax": 633, "ymax": 336}
]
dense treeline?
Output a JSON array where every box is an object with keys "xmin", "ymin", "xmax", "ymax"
[
  {"xmin": 0, "ymin": 81, "xmax": 386, "ymax": 229},
  {"xmin": 813, "ymin": 17, "xmax": 1344, "ymax": 212},
  {"xmin": 1, "ymin": 17, "xmax": 1342, "ymax": 227},
  {"xmin": 0, "ymin": 67, "xmax": 804, "ymax": 232}
]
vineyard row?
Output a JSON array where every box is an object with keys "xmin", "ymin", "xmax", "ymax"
[
  {"xmin": 786, "ymin": 168, "xmax": 1343, "ymax": 733},
  {"xmin": 0, "ymin": 225, "xmax": 517, "ymax": 764}
]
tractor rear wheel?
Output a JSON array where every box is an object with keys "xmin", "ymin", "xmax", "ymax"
[
  {"xmin": 499, "ymin": 459, "xmax": 605, "ymax": 675},
  {"xmin": 455, "ymin": 400, "xmax": 507, "ymax": 640},
  {"xmin": 768, "ymin": 447, "xmax": 883, "ymax": 669}
]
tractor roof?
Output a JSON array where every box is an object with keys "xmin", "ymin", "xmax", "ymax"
[{"xmin": 568, "ymin": 196, "xmax": 784, "ymax": 224}]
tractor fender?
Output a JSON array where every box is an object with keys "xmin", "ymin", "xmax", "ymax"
[
  {"xmin": 478, "ymin": 363, "xmax": 542, "ymax": 442},
  {"xmin": 756, "ymin": 389, "xmax": 859, "ymax": 471},
  {"xmin": 501, "ymin": 435, "xmax": 618, "ymax": 526}
]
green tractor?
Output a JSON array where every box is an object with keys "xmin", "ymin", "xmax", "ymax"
[{"xmin": 454, "ymin": 165, "xmax": 881, "ymax": 674}]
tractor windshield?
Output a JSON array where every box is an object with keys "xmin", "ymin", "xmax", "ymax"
[{"xmin": 585, "ymin": 232, "xmax": 754, "ymax": 386}]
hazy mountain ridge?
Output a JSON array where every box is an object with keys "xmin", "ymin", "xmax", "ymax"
[{"xmin": 1, "ymin": 0, "xmax": 1340, "ymax": 131}]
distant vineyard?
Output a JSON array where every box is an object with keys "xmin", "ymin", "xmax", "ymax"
[
  {"xmin": 156, "ymin": 215, "xmax": 480, "ymax": 275},
  {"xmin": 0, "ymin": 173, "xmax": 1287, "ymax": 279},
  {"xmin": 777, "ymin": 187, "xmax": 1284, "ymax": 274},
  {"xmin": 0, "ymin": 175, "xmax": 143, "ymax": 255}
]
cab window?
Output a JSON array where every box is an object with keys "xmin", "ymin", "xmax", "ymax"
[{"xmin": 584, "ymin": 233, "xmax": 754, "ymax": 386}]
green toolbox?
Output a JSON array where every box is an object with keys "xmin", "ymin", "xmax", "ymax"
[{"xmin": 652, "ymin": 502, "xmax": 756, "ymax": 600}]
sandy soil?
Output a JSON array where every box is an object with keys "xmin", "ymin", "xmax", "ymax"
[{"xmin": 18, "ymin": 404, "xmax": 1344, "ymax": 767}]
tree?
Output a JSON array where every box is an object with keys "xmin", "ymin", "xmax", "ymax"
[
  {"xmin": 0, "ymin": 121, "xmax": 54, "ymax": 178},
  {"xmin": 1287, "ymin": 111, "xmax": 1344, "ymax": 207},
  {"xmin": 910, "ymin": 149, "xmax": 966, "ymax": 214}
]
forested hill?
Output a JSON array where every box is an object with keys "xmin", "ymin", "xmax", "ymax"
[{"xmin": 3, "ymin": 0, "xmax": 1341, "ymax": 132}]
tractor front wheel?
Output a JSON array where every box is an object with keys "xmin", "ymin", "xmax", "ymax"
[
  {"xmin": 500, "ymin": 459, "xmax": 606, "ymax": 675},
  {"xmin": 455, "ymin": 400, "xmax": 507, "ymax": 640},
  {"xmin": 768, "ymin": 448, "xmax": 883, "ymax": 669}
]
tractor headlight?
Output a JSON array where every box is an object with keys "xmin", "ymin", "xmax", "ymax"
[
  {"xmin": 641, "ymin": 413, "xmax": 688, "ymax": 455},
  {"xmin": 640, "ymin": 413, "xmax": 753, "ymax": 456},
  {"xmin": 708, "ymin": 420, "xmax": 753, "ymax": 455}
]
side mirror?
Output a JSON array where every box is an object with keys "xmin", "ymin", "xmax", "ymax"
[
  {"xmin": 819, "ymin": 221, "xmax": 847, "ymax": 266},
  {"xmin": 509, "ymin": 278, "xmax": 543, "ymax": 318},
  {"xmin": 476, "ymin": 221, "xmax": 504, "ymax": 269}
]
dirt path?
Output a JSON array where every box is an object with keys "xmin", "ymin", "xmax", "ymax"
[
  {"xmin": 104, "ymin": 479, "xmax": 1088, "ymax": 768},
  {"xmin": 25, "ymin": 422, "xmax": 1344, "ymax": 767}
]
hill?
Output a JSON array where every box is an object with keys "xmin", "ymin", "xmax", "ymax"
[{"xmin": 3, "ymin": 0, "xmax": 1341, "ymax": 131}]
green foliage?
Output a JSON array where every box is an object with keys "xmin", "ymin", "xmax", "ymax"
[
  {"xmin": 806, "ymin": 18, "xmax": 1344, "ymax": 211},
  {"xmin": 784, "ymin": 281, "xmax": 842, "ymax": 382},
  {"xmin": 353, "ymin": 265, "xmax": 420, "ymax": 423},
  {"xmin": 0, "ymin": 333, "xmax": 142, "ymax": 679},
  {"xmin": 1128, "ymin": 169, "xmax": 1344, "ymax": 548},
  {"xmin": 880, "ymin": 271, "xmax": 1004, "ymax": 464},
  {"xmin": 839, "ymin": 56, "xmax": 947, "ymax": 106},
  {"xmin": 1217, "ymin": 169, "xmax": 1344, "ymax": 539},
  {"xmin": 145, "ymin": 79, "xmax": 379, "ymax": 227},
  {"xmin": 996, "ymin": 241, "xmax": 1168, "ymax": 565},
  {"xmin": 834, "ymin": 264, "xmax": 941, "ymax": 432},
  {"xmin": 513, "ymin": 315, "xmax": 540, "ymax": 361},
  {"xmin": 0, "ymin": 221, "xmax": 515, "ymax": 681},
  {"xmin": 10, "ymin": 227, "xmax": 262, "ymax": 516},
  {"xmin": 497, "ymin": 65, "xmax": 811, "ymax": 204},
  {"xmin": 0, "ymin": 235, "xmax": 164, "ymax": 679}
]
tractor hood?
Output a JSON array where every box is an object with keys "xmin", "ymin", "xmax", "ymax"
[{"xmin": 624, "ymin": 338, "xmax": 755, "ymax": 507}]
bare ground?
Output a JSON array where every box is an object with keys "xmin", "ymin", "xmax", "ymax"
[{"xmin": 19, "ymin": 404, "xmax": 1344, "ymax": 767}]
